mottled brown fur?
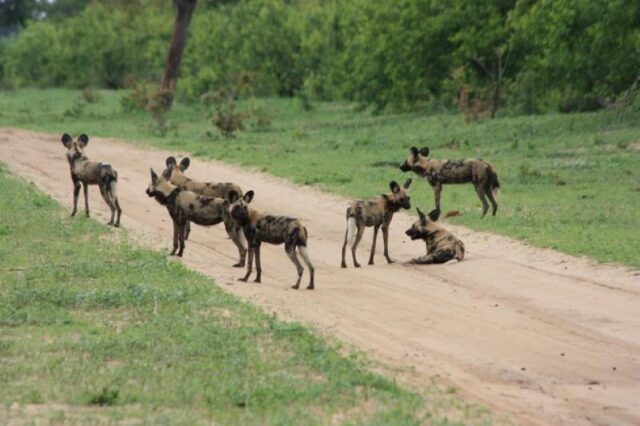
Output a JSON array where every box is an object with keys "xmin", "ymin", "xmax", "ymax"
[
  {"xmin": 340, "ymin": 179, "xmax": 412, "ymax": 268},
  {"xmin": 61, "ymin": 133, "xmax": 121, "ymax": 226},
  {"xmin": 400, "ymin": 146, "xmax": 500, "ymax": 217},
  {"xmin": 161, "ymin": 156, "xmax": 247, "ymax": 266},
  {"xmin": 146, "ymin": 169, "xmax": 234, "ymax": 258},
  {"xmin": 228, "ymin": 191, "xmax": 315, "ymax": 290},
  {"xmin": 405, "ymin": 208, "xmax": 465, "ymax": 264},
  {"xmin": 162, "ymin": 156, "xmax": 243, "ymax": 200}
]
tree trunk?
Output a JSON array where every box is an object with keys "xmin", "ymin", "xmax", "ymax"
[{"xmin": 160, "ymin": 0, "xmax": 197, "ymax": 110}]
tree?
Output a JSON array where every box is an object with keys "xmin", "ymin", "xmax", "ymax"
[{"xmin": 159, "ymin": 0, "xmax": 197, "ymax": 110}]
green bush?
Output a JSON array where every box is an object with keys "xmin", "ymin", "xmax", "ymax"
[{"xmin": 2, "ymin": 0, "xmax": 639, "ymax": 114}]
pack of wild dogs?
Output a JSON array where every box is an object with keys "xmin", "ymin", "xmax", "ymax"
[{"xmin": 62, "ymin": 133, "xmax": 501, "ymax": 290}]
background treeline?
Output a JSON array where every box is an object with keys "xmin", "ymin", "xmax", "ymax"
[{"xmin": 1, "ymin": 0, "xmax": 639, "ymax": 114}]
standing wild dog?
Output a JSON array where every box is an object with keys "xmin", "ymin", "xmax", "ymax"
[
  {"xmin": 341, "ymin": 179, "xmax": 412, "ymax": 268},
  {"xmin": 228, "ymin": 191, "xmax": 315, "ymax": 290},
  {"xmin": 399, "ymin": 146, "xmax": 500, "ymax": 217},
  {"xmin": 162, "ymin": 156, "xmax": 246, "ymax": 266},
  {"xmin": 61, "ymin": 133, "xmax": 122, "ymax": 226},
  {"xmin": 405, "ymin": 208, "xmax": 465, "ymax": 264},
  {"xmin": 146, "ymin": 169, "xmax": 235, "ymax": 258}
]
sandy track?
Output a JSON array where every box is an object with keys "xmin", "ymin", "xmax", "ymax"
[{"xmin": 1, "ymin": 127, "xmax": 639, "ymax": 425}]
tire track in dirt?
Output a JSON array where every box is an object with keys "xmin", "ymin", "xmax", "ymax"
[{"xmin": 1, "ymin": 128, "xmax": 639, "ymax": 425}]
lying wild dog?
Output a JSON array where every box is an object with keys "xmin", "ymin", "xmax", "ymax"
[
  {"xmin": 146, "ymin": 169, "xmax": 235, "ymax": 258},
  {"xmin": 61, "ymin": 133, "xmax": 122, "ymax": 226},
  {"xmin": 162, "ymin": 156, "xmax": 246, "ymax": 266},
  {"xmin": 228, "ymin": 191, "xmax": 315, "ymax": 290},
  {"xmin": 341, "ymin": 179, "xmax": 412, "ymax": 268},
  {"xmin": 405, "ymin": 208, "xmax": 465, "ymax": 264},
  {"xmin": 399, "ymin": 146, "xmax": 500, "ymax": 217}
]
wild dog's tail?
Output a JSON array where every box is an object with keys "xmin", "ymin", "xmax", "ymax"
[
  {"xmin": 100, "ymin": 166, "xmax": 119, "ymax": 203},
  {"xmin": 487, "ymin": 164, "xmax": 500, "ymax": 198},
  {"xmin": 296, "ymin": 224, "xmax": 309, "ymax": 247},
  {"xmin": 345, "ymin": 207, "xmax": 357, "ymax": 247},
  {"xmin": 298, "ymin": 240, "xmax": 314, "ymax": 271}
]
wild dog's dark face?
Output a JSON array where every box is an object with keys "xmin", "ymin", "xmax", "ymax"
[
  {"xmin": 61, "ymin": 133, "xmax": 89, "ymax": 162},
  {"xmin": 399, "ymin": 146, "xmax": 430, "ymax": 172},
  {"xmin": 388, "ymin": 178, "xmax": 413, "ymax": 210},
  {"xmin": 228, "ymin": 190, "xmax": 254, "ymax": 226},
  {"xmin": 162, "ymin": 156, "xmax": 191, "ymax": 181},
  {"xmin": 405, "ymin": 207, "xmax": 440, "ymax": 240}
]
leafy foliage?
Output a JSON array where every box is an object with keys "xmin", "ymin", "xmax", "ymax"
[{"xmin": 2, "ymin": 0, "xmax": 639, "ymax": 114}]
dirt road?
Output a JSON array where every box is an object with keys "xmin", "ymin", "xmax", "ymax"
[{"xmin": 1, "ymin": 128, "xmax": 639, "ymax": 425}]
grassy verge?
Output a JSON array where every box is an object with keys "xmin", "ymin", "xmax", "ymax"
[
  {"xmin": 0, "ymin": 164, "xmax": 493, "ymax": 424},
  {"xmin": 0, "ymin": 88, "xmax": 638, "ymax": 268}
]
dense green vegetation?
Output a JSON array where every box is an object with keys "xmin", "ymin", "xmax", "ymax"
[
  {"xmin": 0, "ymin": 164, "xmax": 492, "ymax": 424},
  {"xmin": 1, "ymin": 89, "xmax": 638, "ymax": 268},
  {"xmin": 1, "ymin": 0, "xmax": 639, "ymax": 113}
]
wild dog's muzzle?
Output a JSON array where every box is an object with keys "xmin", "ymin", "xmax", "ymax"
[
  {"xmin": 399, "ymin": 161, "xmax": 411, "ymax": 172},
  {"xmin": 405, "ymin": 227, "xmax": 423, "ymax": 240}
]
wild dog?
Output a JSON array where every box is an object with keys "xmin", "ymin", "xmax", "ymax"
[
  {"xmin": 341, "ymin": 179, "xmax": 412, "ymax": 268},
  {"xmin": 228, "ymin": 191, "xmax": 315, "ymax": 290},
  {"xmin": 146, "ymin": 169, "xmax": 234, "ymax": 258},
  {"xmin": 161, "ymin": 156, "xmax": 247, "ymax": 267},
  {"xmin": 61, "ymin": 133, "xmax": 122, "ymax": 226},
  {"xmin": 405, "ymin": 208, "xmax": 465, "ymax": 264},
  {"xmin": 399, "ymin": 146, "xmax": 500, "ymax": 217}
]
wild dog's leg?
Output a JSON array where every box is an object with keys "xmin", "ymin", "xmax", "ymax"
[
  {"xmin": 298, "ymin": 245, "xmax": 315, "ymax": 290},
  {"xmin": 113, "ymin": 197, "xmax": 122, "ymax": 227},
  {"xmin": 71, "ymin": 179, "xmax": 81, "ymax": 217},
  {"xmin": 177, "ymin": 221, "xmax": 186, "ymax": 257},
  {"xmin": 411, "ymin": 249, "xmax": 455, "ymax": 264},
  {"xmin": 286, "ymin": 243, "xmax": 304, "ymax": 289},
  {"xmin": 107, "ymin": 175, "xmax": 121, "ymax": 227},
  {"xmin": 432, "ymin": 183, "xmax": 443, "ymax": 211},
  {"xmin": 341, "ymin": 226, "xmax": 349, "ymax": 268},
  {"xmin": 225, "ymin": 222, "xmax": 246, "ymax": 267},
  {"xmin": 82, "ymin": 182, "xmax": 90, "ymax": 217},
  {"xmin": 99, "ymin": 182, "xmax": 115, "ymax": 225},
  {"xmin": 409, "ymin": 254, "xmax": 435, "ymax": 264},
  {"xmin": 184, "ymin": 221, "xmax": 191, "ymax": 240},
  {"xmin": 342, "ymin": 212, "xmax": 355, "ymax": 268},
  {"xmin": 254, "ymin": 244, "xmax": 262, "ymax": 283},
  {"xmin": 351, "ymin": 224, "xmax": 365, "ymax": 268},
  {"xmin": 170, "ymin": 219, "xmax": 180, "ymax": 255},
  {"xmin": 240, "ymin": 246, "xmax": 254, "ymax": 282},
  {"xmin": 368, "ymin": 225, "xmax": 380, "ymax": 265},
  {"xmin": 382, "ymin": 224, "xmax": 394, "ymax": 264},
  {"xmin": 486, "ymin": 185, "xmax": 498, "ymax": 216},
  {"xmin": 474, "ymin": 184, "xmax": 490, "ymax": 217},
  {"xmin": 236, "ymin": 226, "xmax": 247, "ymax": 266}
]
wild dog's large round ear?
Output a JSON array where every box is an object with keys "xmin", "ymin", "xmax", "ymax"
[
  {"xmin": 61, "ymin": 133, "xmax": 72, "ymax": 148},
  {"xmin": 179, "ymin": 157, "xmax": 190, "ymax": 171},
  {"xmin": 166, "ymin": 156, "xmax": 177, "ymax": 168},
  {"xmin": 403, "ymin": 178, "xmax": 412, "ymax": 189},
  {"xmin": 417, "ymin": 208, "xmax": 427, "ymax": 225},
  {"xmin": 78, "ymin": 134, "xmax": 89, "ymax": 147},
  {"xmin": 389, "ymin": 181, "xmax": 401, "ymax": 193},
  {"xmin": 150, "ymin": 168, "xmax": 158, "ymax": 184},
  {"xmin": 419, "ymin": 147, "xmax": 430, "ymax": 157},
  {"xmin": 227, "ymin": 190, "xmax": 239, "ymax": 203},
  {"xmin": 410, "ymin": 146, "xmax": 419, "ymax": 158},
  {"xmin": 428, "ymin": 208, "xmax": 440, "ymax": 222},
  {"xmin": 243, "ymin": 190, "xmax": 255, "ymax": 203}
]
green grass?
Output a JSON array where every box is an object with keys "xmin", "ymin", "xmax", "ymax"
[
  {"xmin": 0, "ymin": 164, "xmax": 493, "ymax": 424},
  {"xmin": 1, "ymin": 88, "xmax": 639, "ymax": 268}
]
